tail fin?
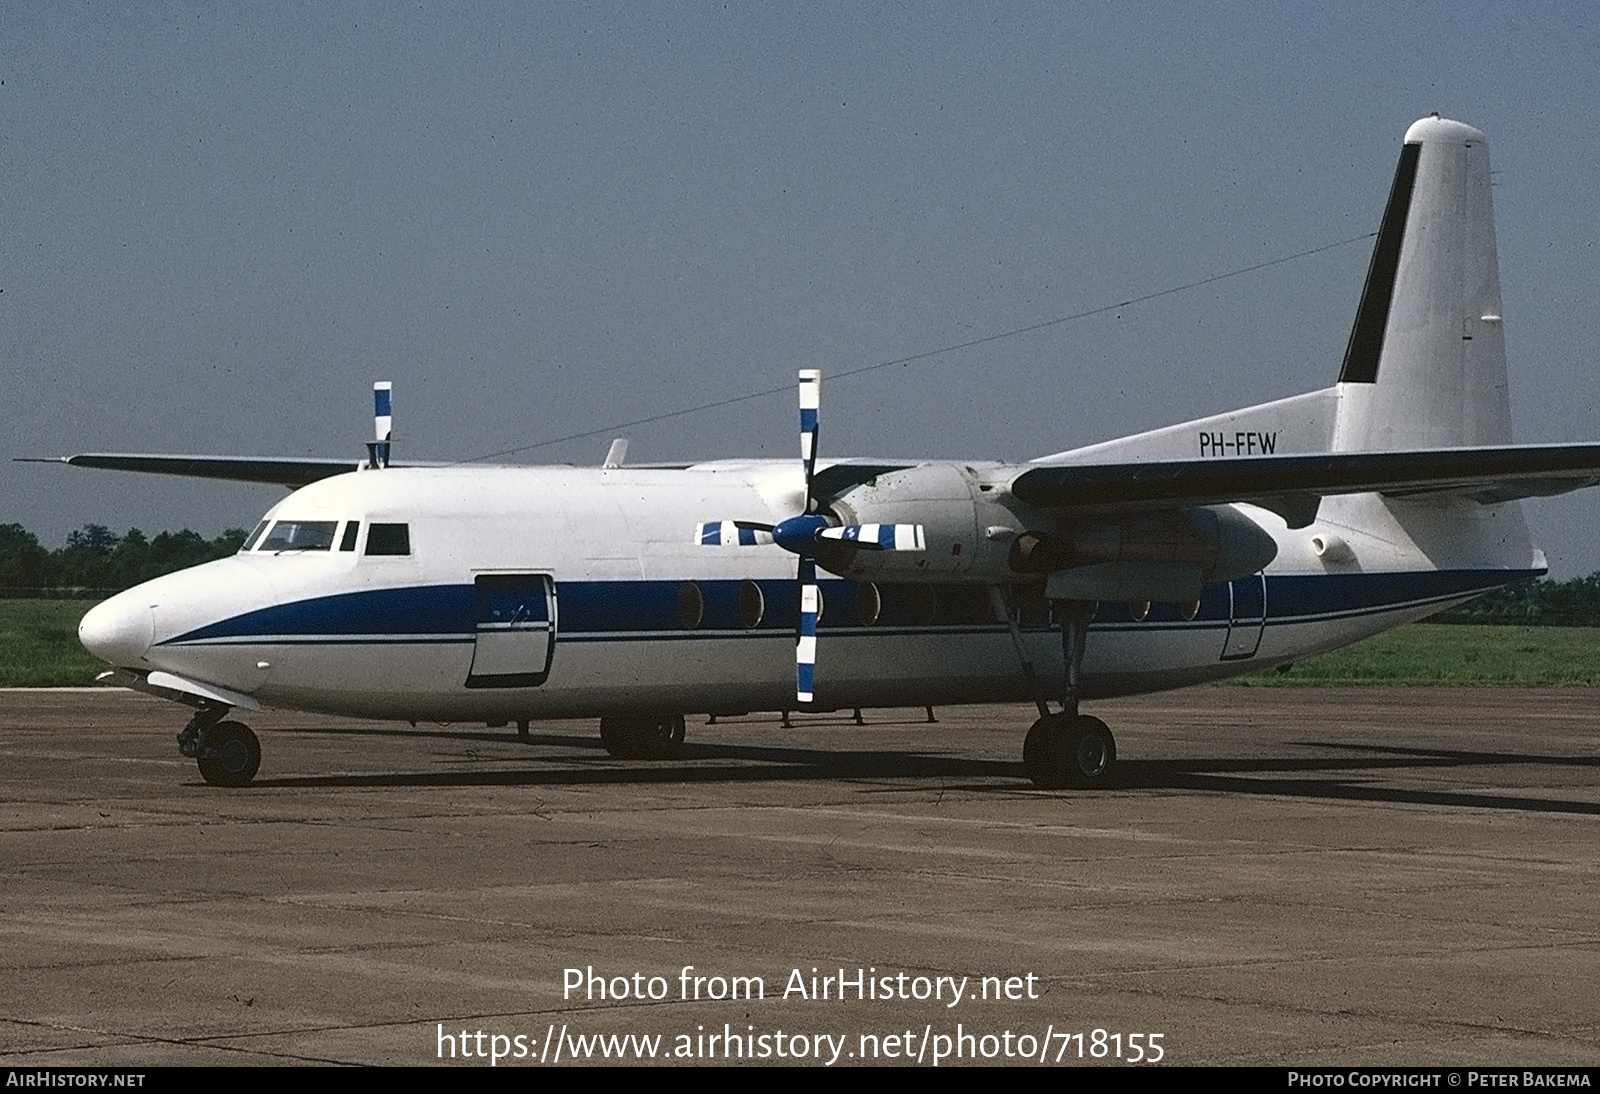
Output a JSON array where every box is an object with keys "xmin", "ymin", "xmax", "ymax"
[
  {"xmin": 1332, "ymin": 116, "xmax": 1512, "ymax": 451},
  {"xmin": 1037, "ymin": 115, "xmax": 1513, "ymax": 469},
  {"xmin": 1323, "ymin": 117, "xmax": 1537, "ymax": 574}
]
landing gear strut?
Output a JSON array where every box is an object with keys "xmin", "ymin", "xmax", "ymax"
[
  {"xmin": 178, "ymin": 707, "xmax": 261, "ymax": 787},
  {"xmin": 994, "ymin": 591, "xmax": 1118, "ymax": 789},
  {"xmin": 599, "ymin": 714, "xmax": 686, "ymax": 759}
]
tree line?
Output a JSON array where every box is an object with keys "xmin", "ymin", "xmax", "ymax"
[
  {"xmin": 1429, "ymin": 574, "xmax": 1600, "ymax": 627},
  {"xmin": 4, "ymin": 522, "xmax": 1600, "ymax": 624},
  {"xmin": 0, "ymin": 523, "xmax": 247, "ymax": 596}
]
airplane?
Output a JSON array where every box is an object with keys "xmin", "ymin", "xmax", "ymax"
[{"xmin": 44, "ymin": 114, "xmax": 1600, "ymax": 790}]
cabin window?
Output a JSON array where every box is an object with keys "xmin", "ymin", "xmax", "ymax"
[
  {"xmin": 259, "ymin": 520, "xmax": 338, "ymax": 552},
  {"xmin": 677, "ymin": 582, "xmax": 704, "ymax": 629},
  {"xmin": 338, "ymin": 522, "xmax": 360, "ymax": 552},
  {"xmin": 738, "ymin": 581, "xmax": 765, "ymax": 628},
  {"xmin": 240, "ymin": 520, "xmax": 270, "ymax": 552},
  {"xmin": 365, "ymin": 523, "xmax": 411, "ymax": 556},
  {"xmin": 856, "ymin": 582, "xmax": 881, "ymax": 626}
]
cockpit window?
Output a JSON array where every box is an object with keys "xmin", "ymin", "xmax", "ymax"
[
  {"xmin": 240, "ymin": 520, "xmax": 270, "ymax": 552},
  {"xmin": 338, "ymin": 521, "xmax": 360, "ymax": 552},
  {"xmin": 365, "ymin": 523, "xmax": 411, "ymax": 556},
  {"xmin": 258, "ymin": 520, "xmax": 339, "ymax": 552}
]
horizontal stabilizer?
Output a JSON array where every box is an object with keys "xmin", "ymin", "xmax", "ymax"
[{"xmin": 1010, "ymin": 443, "xmax": 1600, "ymax": 517}]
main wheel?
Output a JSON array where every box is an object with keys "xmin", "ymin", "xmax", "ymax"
[
  {"xmin": 599, "ymin": 714, "xmax": 686, "ymax": 759},
  {"xmin": 196, "ymin": 721, "xmax": 261, "ymax": 787},
  {"xmin": 1023, "ymin": 713, "xmax": 1070, "ymax": 788},
  {"xmin": 1022, "ymin": 714, "xmax": 1116, "ymax": 789},
  {"xmin": 1067, "ymin": 715, "xmax": 1116, "ymax": 786}
]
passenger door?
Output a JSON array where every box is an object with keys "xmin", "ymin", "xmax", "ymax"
[{"xmin": 466, "ymin": 574, "xmax": 556, "ymax": 688}]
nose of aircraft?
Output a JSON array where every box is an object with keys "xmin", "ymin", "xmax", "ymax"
[{"xmin": 79, "ymin": 593, "xmax": 155, "ymax": 667}]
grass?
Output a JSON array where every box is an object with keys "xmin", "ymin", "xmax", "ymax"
[
  {"xmin": 2, "ymin": 601, "xmax": 1599, "ymax": 689},
  {"xmin": 0, "ymin": 600, "xmax": 108, "ymax": 687},
  {"xmin": 1233, "ymin": 624, "xmax": 1600, "ymax": 687}
]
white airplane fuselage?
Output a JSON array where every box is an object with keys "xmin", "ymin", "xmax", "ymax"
[{"xmin": 79, "ymin": 456, "xmax": 1539, "ymax": 724}]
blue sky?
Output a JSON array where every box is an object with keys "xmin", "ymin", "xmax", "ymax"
[{"xmin": 7, "ymin": 3, "xmax": 1600, "ymax": 572}]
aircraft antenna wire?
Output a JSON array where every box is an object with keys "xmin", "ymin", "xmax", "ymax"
[{"xmin": 457, "ymin": 231, "xmax": 1376, "ymax": 465}]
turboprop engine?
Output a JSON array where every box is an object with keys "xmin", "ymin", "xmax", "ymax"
[
  {"xmin": 696, "ymin": 371, "xmax": 1278, "ymax": 705},
  {"xmin": 825, "ymin": 463, "xmax": 1278, "ymax": 602}
]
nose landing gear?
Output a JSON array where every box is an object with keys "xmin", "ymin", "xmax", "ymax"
[{"xmin": 178, "ymin": 708, "xmax": 261, "ymax": 787}]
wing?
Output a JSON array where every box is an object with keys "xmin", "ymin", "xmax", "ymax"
[
  {"xmin": 1012, "ymin": 443, "xmax": 1600, "ymax": 527},
  {"xmin": 16, "ymin": 383, "xmax": 448, "ymax": 487},
  {"xmin": 17, "ymin": 454, "xmax": 368, "ymax": 487}
]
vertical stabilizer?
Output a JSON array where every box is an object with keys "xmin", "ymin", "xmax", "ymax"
[
  {"xmin": 1322, "ymin": 117, "xmax": 1536, "ymax": 574},
  {"xmin": 1332, "ymin": 116, "xmax": 1511, "ymax": 452}
]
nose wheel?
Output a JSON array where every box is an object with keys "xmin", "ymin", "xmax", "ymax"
[{"xmin": 178, "ymin": 709, "xmax": 262, "ymax": 787}]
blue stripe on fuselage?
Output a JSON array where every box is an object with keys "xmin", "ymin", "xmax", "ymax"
[
  {"xmin": 159, "ymin": 569, "xmax": 1537, "ymax": 646},
  {"xmin": 167, "ymin": 584, "xmax": 477, "ymax": 643}
]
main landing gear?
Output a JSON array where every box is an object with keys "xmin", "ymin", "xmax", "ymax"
[
  {"xmin": 599, "ymin": 714, "xmax": 686, "ymax": 760},
  {"xmin": 1023, "ymin": 712, "xmax": 1116, "ymax": 789},
  {"xmin": 177, "ymin": 707, "xmax": 261, "ymax": 787},
  {"xmin": 993, "ymin": 590, "xmax": 1118, "ymax": 789}
]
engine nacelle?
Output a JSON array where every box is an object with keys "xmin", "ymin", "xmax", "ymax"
[
  {"xmin": 1009, "ymin": 507, "xmax": 1278, "ymax": 585},
  {"xmin": 822, "ymin": 463, "xmax": 1016, "ymax": 583},
  {"xmin": 822, "ymin": 463, "xmax": 1277, "ymax": 597}
]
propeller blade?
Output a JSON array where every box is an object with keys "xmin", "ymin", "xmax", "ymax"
[
  {"xmin": 372, "ymin": 381, "xmax": 393, "ymax": 469},
  {"xmin": 695, "ymin": 521, "xmax": 776, "ymax": 546},
  {"xmin": 799, "ymin": 369, "xmax": 821, "ymax": 511},
  {"xmin": 796, "ymin": 555, "xmax": 819, "ymax": 704},
  {"xmin": 817, "ymin": 523, "xmax": 927, "ymax": 551}
]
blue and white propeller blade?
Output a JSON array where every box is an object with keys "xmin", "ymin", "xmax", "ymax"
[
  {"xmin": 696, "ymin": 368, "xmax": 916, "ymax": 705},
  {"xmin": 797, "ymin": 556, "xmax": 819, "ymax": 704},
  {"xmin": 372, "ymin": 381, "xmax": 393, "ymax": 469},
  {"xmin": 817, "ymin": 523, "xmax": 927, "ymax": 551},
  {"xmin": 695, "ymin": 521, "xmax": 775, "ymax": 546},
  {"xmin": 799, "ymin": 369, "xmax": 820, "ymax": 510}
]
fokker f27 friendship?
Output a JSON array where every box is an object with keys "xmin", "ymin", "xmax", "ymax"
[{"xmin": 49, "ymin": 116, "xmax": 1600, "ymax": 788}]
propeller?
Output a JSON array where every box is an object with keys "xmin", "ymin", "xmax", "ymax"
[
  {"xmin": 694, "ymin": 369, "xmax": 925, "ymax": 705},
  {"xmin": 368, "ymin": 381, "xmax": 393, "ymax": 469}
]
